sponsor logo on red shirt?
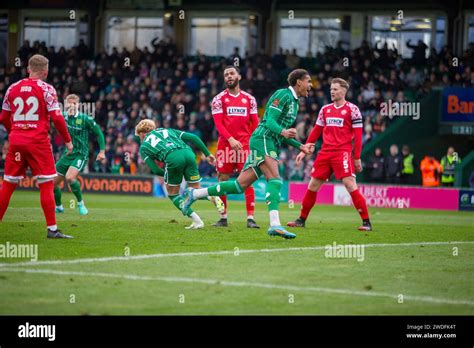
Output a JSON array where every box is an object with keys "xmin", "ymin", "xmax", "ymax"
[
  {"xmin": 226, "ymin": 107, "xmax": 247, "ymax": 116},
  {"xmin": 326, "ymin": 117, "xmax": 344, "ymax": 127}
]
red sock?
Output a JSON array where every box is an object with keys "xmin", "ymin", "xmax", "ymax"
[
  {"xmin": 244, "ymin": 186, "xmax": 255, "ymax": 217},
  {"xmin": 0, "ymin": 180, "xmax": 17, "ymax": 221},
  {"xmin": 350, "ymin": 189, "xmax": 369, "ymax": 220},
  {"xmin": 220, "ymin": 195, "xmax": 227, "ymax": 217},
  {"xmin": 300, "ymin": 189, "xmax": 317, "ymax": 219},
  {"xmin": 39, "ymin": 181, "xmax": 56, "ymax": 227}
]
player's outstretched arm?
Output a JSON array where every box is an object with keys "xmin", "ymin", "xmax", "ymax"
[
  {"xmin": 282, "ymin": 136, "xmax": 302, "ymax": 149},
  {"xmin": 181, "ymin": 132, "xmax": 211, "ymax": 157},
  {"xmin": 181, "ymin": 132, "xmax": 216, "ymax": 164}
]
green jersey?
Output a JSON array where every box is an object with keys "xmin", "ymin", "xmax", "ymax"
[
  {"xmin": 252, "ymin": 87, "xmax": 299, "ymax": 146},
  {"xmin": 63, "ymin": 112, "xmax": 105, "ymax": 158},
  {"xmin": 140, "ymin": 128, "xmax": 189, "ymax": 163}
]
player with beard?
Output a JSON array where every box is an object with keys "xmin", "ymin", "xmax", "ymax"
[
  {"xmin": 181, "ymin": 69, "xmax": 314, "ymax": 239},
  {"xmin": 211, "ymin": 66, "xmax": 260, "ymax": 228}
]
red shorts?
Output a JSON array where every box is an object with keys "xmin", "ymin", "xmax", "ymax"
[
  {"xmin": 3, "ymin": 141, "xmax": 57, "ymax": 182},
  {"xmin": 216, "ymin": 140, "xmax": 250, "ymax": 174},
  {"xmin": 311, "ymin": 150, "xmax": 355, "ymax": 181}
]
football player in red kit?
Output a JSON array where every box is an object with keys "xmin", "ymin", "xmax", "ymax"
[
  {"xmin": 287, "ymin": 78, "xmax": 372, "ymax": 231},
  {"xmin": 212, "ymin": 66, "xmax": 260, "ymax": 228},
  {"xmin": 0, "ymin": 54, "xmax": 74, "ymax": 238}
]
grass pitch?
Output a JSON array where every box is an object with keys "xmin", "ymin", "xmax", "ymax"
[{"xmin": 0, "ymin": 191, "xmax": 473, "ymax": 315}]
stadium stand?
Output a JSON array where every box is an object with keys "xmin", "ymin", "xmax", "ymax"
[{"xmin": 0, "ymin": 39, "xmax": 473, "ymax": 183}]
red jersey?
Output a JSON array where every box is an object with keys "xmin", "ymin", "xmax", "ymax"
[
  {"xmin": 1, "ymin": 78, "xmax": 70, "ymax": 145},
  {"xmin": 211, "ymin": 89, "xmax": 259, "ymax": 144},
  {"xmin": 314, "ymin": 101, "xmax": 363, "ymax": 153}
]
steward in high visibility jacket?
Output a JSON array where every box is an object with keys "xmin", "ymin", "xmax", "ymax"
[
  {"xmin": 440, "ymin": 147, "xmax": 461, "ymax": 187},
  {"xmin": 401, "ymin": 145, "xmax": 414, "ymax": 185}
]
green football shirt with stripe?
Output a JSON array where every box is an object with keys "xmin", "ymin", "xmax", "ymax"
[
  {"xmin": 56, "ymin": 112, "xmax": 105, "ymax": 175},
  {"xmin": 181, "ymin": 85, "xmax": 305, "ymax": 238},
  {"xmin": 243, "ymin": 86, "xmax": 303, "ymax": 177},
  {"xmin": 54, "ymin": 111, "xmax": 105, "ymax": 214},
  {"xmin": 139, "ymin": 127, "xmax": 213, "ymax": 220},
  {"xmin": 139, "ymin": 128, "xmax": 211, "ymax": 186}
]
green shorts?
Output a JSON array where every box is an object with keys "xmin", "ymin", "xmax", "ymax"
[
  {"xmin": 56, "ymin": 154, "xmax": 88, "ymax": 176},
  {"xmin": 164, "ymin": 148, "xmax": 201, "ymax": 186},
  {"xmin": 242, "ymin": 135, "xmax": 279, "ymax": 178}
]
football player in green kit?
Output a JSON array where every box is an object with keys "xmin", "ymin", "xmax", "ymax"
[
  {"xmin": 53, "ymin": 94, "xmax": 105, "ymax": 215},
  {"xmin": 181, "ymin": 69, "xmax": 314, "ymax": 239},
  {"xmin": 135, "ymin": 119, "xmax": 224, "ymax": 229}
]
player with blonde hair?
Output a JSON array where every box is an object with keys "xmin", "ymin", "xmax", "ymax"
[
  {"xmin": 136, "ymin": 119, "xmax": 224, "ymax": 229},
  {"xmin": 53, "ymin": 94, "xmax": 105, "ymax": 215}
]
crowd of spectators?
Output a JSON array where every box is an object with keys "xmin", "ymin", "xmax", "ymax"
[{"xmin": 0, "ymin": 37, "xmax": 473, "ymax": 182}]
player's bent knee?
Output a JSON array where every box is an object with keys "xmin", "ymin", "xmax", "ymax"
[
  {"xmin": 166, "ymin": 185, "xmax": 180, "ymax": 195},
  {"xmin": 237, "ymin": 174, "xmax": 253, "ymax": 191},
  {"xmin": 308, "ymin": 179, "xmax": 323, "ymax": 192},
  {"xmin": 65, "ymin": 175, "xmax": 77, "ymax": 183},
  {"xmin": 237, "ymin": 180, "xmax": 249, "ymax": 191}
]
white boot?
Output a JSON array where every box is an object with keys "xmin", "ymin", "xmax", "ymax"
[{"xmin": 185, "ymin": 221, "xmax": 204, "ymax": 230}]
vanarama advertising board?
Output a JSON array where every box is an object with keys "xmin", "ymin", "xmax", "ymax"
[{"xmin": 0, "ymin": 171, "xmax": 154, "ymax": 196}]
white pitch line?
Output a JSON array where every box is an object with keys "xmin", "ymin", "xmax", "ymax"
[
  {"xmin": 0, "ymin": 241, "xmax": 473, "ymax": 268},
  {"xmin": 0, "ymin": 267, "xmax": 473, "ymax": 307}
]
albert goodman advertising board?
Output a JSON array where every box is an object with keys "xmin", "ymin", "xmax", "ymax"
[{"xmin": 0, "ymin": 171, "xmax": 154, "ymax": 196}]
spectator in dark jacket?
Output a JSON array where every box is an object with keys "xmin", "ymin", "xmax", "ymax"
[
  {"xmin": 385, "ymin": 144, "xmax": 403, "ymax": 184},
  {"xmin": 366, "ymin": 147, "xmax": 385, "ymax": 183},
  {"xmin": 406, "ymin": 39, "xmax": 428, "ymax": 66}
]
